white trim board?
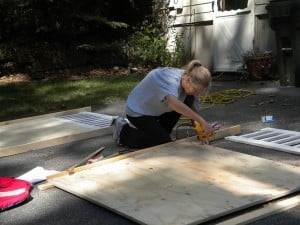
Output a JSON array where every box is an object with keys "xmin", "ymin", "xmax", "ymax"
[
  {"xmin": 225, "ymin": 128, "xmax": 300, "ymax": 155},
  {"xmin": 0, "ymin": 110, "xmax": 114, "ymax": 157},
  {"xmin": 55, "ymin": 112, "xmax": 114, "ymax": 129},
  {"xmin": 0, "ymin": 106, "xmax": 92, "ymax": 126}
]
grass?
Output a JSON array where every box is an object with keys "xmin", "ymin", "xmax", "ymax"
[{"xmin": 0, "ymin": 74, "xmax": 144, "ymax": 121}]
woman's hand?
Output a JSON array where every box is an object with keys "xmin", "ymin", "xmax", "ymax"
[
  {"xmin": 200, "ymin": 120, "xmax": 214, "ymax": 136},
  {"xmin": 194, "ymin": 120, "xmax": 214, "ymax": 145}
]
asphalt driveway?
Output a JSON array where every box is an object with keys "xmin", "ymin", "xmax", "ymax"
[{"xmin": 1, "ymin": 79, "xmax": 300, "ymax": 225}]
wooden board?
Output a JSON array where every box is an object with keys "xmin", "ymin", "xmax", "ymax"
[
  {"xmin": 49, "ymin": 138, "xmax": 300, "ymax": 225},
  {"xmin": 217, "ymin": 194, "xmax": 300, "ymax": 225},
  {"xmin": 0, "ymin": 108, "xmax": 114, "ymax": 157},
  {"xmin": 226, "ymin": 128, "xmax": 300, "ymax": 155}
]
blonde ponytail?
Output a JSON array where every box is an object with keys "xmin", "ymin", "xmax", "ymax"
[
  {"xmin": 186, "ymin": 60, "xmax": 202, "ymax": 74},
  {"xmin": 185, "ymin": 59, "xmax": 211, "ymax": 93}
]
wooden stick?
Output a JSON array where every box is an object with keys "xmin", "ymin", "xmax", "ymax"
[
  {"xmin": 216, "ymin": 194, "xmax": 300, "ymax": 225},
  {"xmin": 38, "ymin": 147, "xmax": 105, "ymax": 190},
  {"xmin": 67, "ymin": 147, "xmax": 105, "ymax": 175},
  {"xmin": 209, "ymin": 125, "xmax": 241, "ymax": 141},
  {"xmin": 37, "ymin": 182, "xmax": 55, "ymax": 191}
]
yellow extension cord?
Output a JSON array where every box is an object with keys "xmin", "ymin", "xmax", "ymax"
[
  {"xmin": 199, "ymin": 88, "xmax": 254, "ymax": 109},
  {"xmin": 177, "ymin": 88, "xmax": 253, "ymax": 126}
]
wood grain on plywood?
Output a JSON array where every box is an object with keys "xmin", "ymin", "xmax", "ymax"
[
  {"xmin": 49, "ymin": 140, "xmax": 300, "ymax": 225},
  {"xmin": 46, "ymin": 125, "xmax": 241, "ymax": 180}
]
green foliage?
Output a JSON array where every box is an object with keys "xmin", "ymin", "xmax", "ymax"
[
  {"xmin": 0, "ymin": 0, "xmax": 144, "ymax": 42},
  {"xmin": 121, "ymin": 0, "xmax": 185, "ymax": 68},
  {"xmin": 238, "ymin": 49, "xmax": 277, "ymax": 80},
  {"xmin": 0, "ymin": 0, "xmax": 152, "ymax": 76},
  {"xmin": 122, "ymin": 20, "xmax": 185, "ymax": 68},
  {"xmin": 0, "ymin": 0, "xmax": 185, "ymax": 74},
  {"xmin": 242, "ymin": 49, "xmax": 266, "ymax": 65}
]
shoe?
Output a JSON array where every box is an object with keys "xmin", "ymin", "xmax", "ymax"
[{"xmin": 113, "ymin": 116, "xmax": 128, "ymax": 144}]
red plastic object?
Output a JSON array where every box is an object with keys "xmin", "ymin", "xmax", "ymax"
[{"xmin": 0, "ymin": 177, "xmax": 31, "ymax": 211}]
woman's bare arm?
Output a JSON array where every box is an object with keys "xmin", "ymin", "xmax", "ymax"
[{"xmin": 165, "ymin": 94, "xmax": 213, "ymax": 135}]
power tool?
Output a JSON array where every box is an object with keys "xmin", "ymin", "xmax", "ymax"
[{"xmin": 193, "ymin": 122, "xmax": 219, "ymax": 141}]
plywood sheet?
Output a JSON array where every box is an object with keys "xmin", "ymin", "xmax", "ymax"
[
  {"xmin": 0, "ymin": 110, "xmax": 113, "ymax": 157},
  {"xmin": 49, "ymin": 139, "xmax": 300, "ymax": 225}
]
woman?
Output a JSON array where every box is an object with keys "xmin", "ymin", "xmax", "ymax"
[{"xmin": 113, "ymin": 59, "xmax": 214, "ymax": 148}]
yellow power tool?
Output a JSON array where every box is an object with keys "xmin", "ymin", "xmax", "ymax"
[{"xmin": 193, "ymin": 122, "xmax": 219, "ymax": 141}]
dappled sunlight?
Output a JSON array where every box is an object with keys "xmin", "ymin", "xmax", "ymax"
[
  {"xmin": 137, "ymin": 142, "xmax": 295, "ymax": 197},
  {"xmin": 200, "ymin": 168, "xmax": 284, "ymax": 197},
  {"xmin": 255, "ymin": 86, "xmax": 280, "ymax": 95},
  {"xmin": 68, "ymin": 179, "xmax": 102, "ymax": 193},
  {"xmin": 0, "ymin": 75, "xmax": 142, "ymax": 120},
  {"xmin": 0, "ymin": 117, "xmax": 95, "ymax": 149},
  {"xmin": 49, "ymin": 141, "xmax": 300, "ymax": 224}
]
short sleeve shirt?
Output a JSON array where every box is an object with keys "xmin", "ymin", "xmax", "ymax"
[{"xmin": 125, "ymin": 67, "xmax": 186, "ymax": 117}]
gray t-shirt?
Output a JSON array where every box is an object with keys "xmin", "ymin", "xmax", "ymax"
[{"xmin": 125, "ymin": 67, "xmax": 188, "ymax": 117}]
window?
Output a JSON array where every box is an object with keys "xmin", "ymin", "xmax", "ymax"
[{"xmin": 217, "ymin": 0, "xmax": 248, "ymax": 11}]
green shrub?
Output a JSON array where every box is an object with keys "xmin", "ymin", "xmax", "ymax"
[{"xmin": 122, "ymin": 20, "xmax": 185, "ymax": 68}]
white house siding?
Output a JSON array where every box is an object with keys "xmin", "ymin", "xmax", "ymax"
[
  {"xmin": 213, "ymin": 9, "xmax": 254, "ymax": 72},
  {"xmin": 167, "ymin": 0, "xmax": 214, "ymax": 69},
  {"xmin": 166, "ymin": 0, "xmax": 276, "ymax": 72},
  {"xmin": 254, "ymin": 0, "xmax": 276, "ymax": 54}
]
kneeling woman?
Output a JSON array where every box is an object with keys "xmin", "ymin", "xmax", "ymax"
[{"xmin": 113, "ymin": 59, "xmax": 214, "ymax": 148}]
